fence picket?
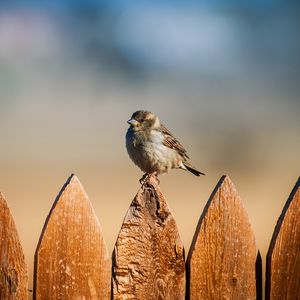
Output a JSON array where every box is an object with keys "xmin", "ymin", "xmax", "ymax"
[
  {"xmin": 0, "ymin": 192, "xmax": 28, "ymax": 299},
  {"xmin": 186, "ymin": 175, "xmax": 257, "ymax": 300},
  {"xmin": 265, "ymin": 177, "xmax": 300, "ymax": 300},
  {"xmin": 2, "ymin": 172, "xmax": 299, "ymax": 299},
  {"xmin": 112, "ymin": 175, "xmax": 185, "ymax": 300},
  {"xmin": 33, "ymin": 174, "xmax": 110, "ymax": 300}
]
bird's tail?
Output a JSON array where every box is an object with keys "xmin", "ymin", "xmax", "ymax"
[{"xmin": 183, "ymin": 163, "xmax": 205, "ymax": 176}]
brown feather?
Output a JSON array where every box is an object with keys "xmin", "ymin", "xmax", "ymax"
[
  {"xmin": 158, "ymin": 124, "xmax": 190, "ymax": 160},
  {"xmin": 183, "ymin": 162, "xmax": 205, "ymax": 176}
]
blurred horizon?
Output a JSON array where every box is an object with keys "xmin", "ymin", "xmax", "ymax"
[{"xmin": 0, "ymin": 0, "xmax": 299, "ymax": 296}]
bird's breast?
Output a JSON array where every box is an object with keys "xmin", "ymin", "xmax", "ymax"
[{"xmin": 126, "ymin": 129, "xmax": 180, "ymax": 174}]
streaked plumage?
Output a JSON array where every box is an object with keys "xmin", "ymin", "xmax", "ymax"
[{"xmin": 126, "ymin": 110, "xmax": 205, "ymax": 177}]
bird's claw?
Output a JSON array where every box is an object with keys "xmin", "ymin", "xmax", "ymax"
[
  {"xmin": 139, "ymin": 173, "xmax": 149, "ymax": 185},
  {"xmin": 139, "ymin": 172, "xmax": 160, "ymax": 186}
]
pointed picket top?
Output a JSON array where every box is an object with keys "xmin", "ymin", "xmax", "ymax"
[
  {"xmin": 112, "ymin": 175, "xmax": 185, "ymax": 300},
  {"xmin": 187, "ymin": 175, "xmax": 257, "ymax": 300},
  {"xmin": 34, "ymin": 174, "xmax": 110, "ymax": 300},
  {"xmin": 0, "ymin": 192, "xmax": 28, "ymax": 299},
  {"xmin": 266, "ymin": 177, "xmax": 300, "ymax": 300}
]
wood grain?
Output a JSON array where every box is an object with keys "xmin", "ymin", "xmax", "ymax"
[
  {"xmin": 112, "ymin": 175, "xmax": 185, "ymax": 300},
  {"xmin": 0, "ymin": 192, "xmax": 28, "ymax": 299},
  {"xmin": 186, "ymin": 175, "xmax": 257, "ymax": 300},
  {"xmin": 33, "ymin": 174, "xmax": 110, "ymax": 300},
  {"xmin": 265, "ymin": 177, "xmax": 300, "ymax": 300}
]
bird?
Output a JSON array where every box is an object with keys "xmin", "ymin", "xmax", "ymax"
[{"xmin": 126, "ymin": 110, "xmax": 205, "ymax": 182}]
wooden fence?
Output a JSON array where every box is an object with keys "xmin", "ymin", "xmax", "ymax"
[{"xmin": 0, "ymin": 174, "xmax": 299, "ymax": 299}]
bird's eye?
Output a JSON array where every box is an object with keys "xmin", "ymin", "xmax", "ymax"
[{"xmin": 140, "ymin": 119, "xmax": 144, "ymax": 122}]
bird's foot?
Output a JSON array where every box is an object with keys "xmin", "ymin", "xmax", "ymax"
[
  {"xmin": 139, "ymin": 173, "xmax": 149, "ymax": 185},
  {"xmin": 139, "ymin": 172, "xmax": 160, "ymax": 186}
]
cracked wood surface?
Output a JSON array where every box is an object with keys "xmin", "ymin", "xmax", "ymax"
[
  {"xmin": 186, "ymin": 175, "xmax": 257, "ymax": 300},
  {"xmin": 34, "ymin": 174, "xmax": 110, "ymax": 300},
  {"xmin": 266, "ymin": 177, "xmax": 300, "ymax": 300},
  {"xmin": 0, "ymin": 192, "xmax": 28, "ymax": 299},
  {"xmin": 113, "ymin": 175, "xmax": 185, "ymax": 300}
]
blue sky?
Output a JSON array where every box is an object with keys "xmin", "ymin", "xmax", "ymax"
[{"xmin": 0, "ymin": 0, "xmax": 297, "ymax": 9}]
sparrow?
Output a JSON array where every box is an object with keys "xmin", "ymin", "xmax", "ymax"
[{"xmin": 126, "ymin": 110, "xmax": 205, "ymax": 181}]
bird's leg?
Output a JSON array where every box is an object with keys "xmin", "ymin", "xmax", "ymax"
[
  {"xmin": 141, "ymin": 173, "xmax": 160, "ymax": 193},
  {"xmin": 139, "ymin": 172, "xmax": 160, "ymax": 186},
  {"xmin": 139, "ymin": 173, "xmax": 149, "ymax": 185}
]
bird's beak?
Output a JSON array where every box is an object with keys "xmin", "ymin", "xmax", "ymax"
[{"xmin": 127, "ymin": 119, "xmax": 138, "ymax": 126}]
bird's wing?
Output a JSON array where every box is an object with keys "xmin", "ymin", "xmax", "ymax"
[{"xmin": 159, "ymin": 124, "xmax": 190, "ymax": 160}]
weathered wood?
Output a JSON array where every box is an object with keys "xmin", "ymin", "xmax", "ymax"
[
  {"xmin": 0, "ymin": 192, "xmax": 28, "ymax": 299},
  {"xmin": 33, "ymin": 174, "xmax": 110, "ymax": 300},
  {"xmin": 186, "ymin": 175, "xmax": 257, "ymax": 300},
  {"xmin": 112, "ymin": 175, "xmax": 185, "ymax": 300},
  {"xmin": 265, "ymin": 177, "xmax": 300, "ymax": 300}
]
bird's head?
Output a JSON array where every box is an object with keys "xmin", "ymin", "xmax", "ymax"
[{"xmin": 127, "ymin": 110, "xmax": 160, "ymax": 131}]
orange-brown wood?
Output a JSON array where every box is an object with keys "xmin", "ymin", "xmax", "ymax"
[
  {"xmin": 112, "ymin": 175, "xmax": 185, "ymax": 300},
  {"xmin": 34, "ymin": 174, "xmax": 110, "ymax": 300},
  {"xmin": 187, "ymin": 175, "xmax": 257, "ymax": 300},
  {"xmin": 266, "ymin": 177, "xmax": 300, "ymax": 300},
  {"xmin": 0, "ymin": 192, "xmax": 28, "ymax": 299}
]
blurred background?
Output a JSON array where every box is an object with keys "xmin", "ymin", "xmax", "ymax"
[{"xmin": 0, "ymin": 0, "xmax": 299, "ymax": 296}]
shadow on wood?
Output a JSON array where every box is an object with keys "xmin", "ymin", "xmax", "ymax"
[
  {"xmin": 265, "ymin": 177, "xmax": 300, "ymax": 300},
  {"xmin": 0, "ymin": 192, "xmax": 28, "ymax": 300},
  {"xmin": 256, "ymin": 251, "xmax": 262, "ymax": 300},
  {"xmin": 112, "ymin": 175, "xmax": 185, "ymax": 300},
  {"xmin": 186, "ymin": 175, "xmax": 257, "ymax": 300},
  {"xmin": 33, "ymin": 174, "xmax": 110, "ymax": 300}
]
